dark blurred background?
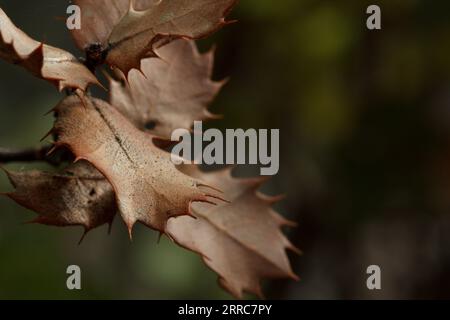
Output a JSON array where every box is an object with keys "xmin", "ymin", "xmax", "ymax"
[{"xmin": 2, "ymin": 0, "xmax": 450, "ymax": 299}]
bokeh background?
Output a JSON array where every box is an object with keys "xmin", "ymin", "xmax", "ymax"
[{"xmin": 1, "ymin": 0, "xmax": 450, "ymax": 299}]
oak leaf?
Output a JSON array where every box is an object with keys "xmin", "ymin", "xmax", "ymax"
[
  {"xmin": 0, "ymin": 8, "xmax": 100, "ymax": 92},
  {"xmin": 51, "ymin": 95, "xmax": 220, "ymax": 234},
  {"xmin": 110, "ymin": 39, "xmax": 224, "ymax": 138},
  {"xmin": 106, "ymin": 0, "xmax": 237, "ymax": 75},
  {"xmin": 71, "ymin": 0, "xmax": 156, "ymax": 51},
  {"xmin": 167, "ymin": 166, "xmax": 299, "ymax": 298},
  {"xmin": 2, "ymin": 161, "xmax": 116, "ymax": 234}
]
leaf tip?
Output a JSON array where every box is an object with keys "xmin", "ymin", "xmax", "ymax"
[
  {"xmin": 126, "ymin": 221, "xmax": 134, "ymax": 242},
  {"xmin": 40, "ymin": 128, "xmax": 55, "ymax": 142},
  {"xmin": 78, "ymin": 228, "xmax": 90, "ymax": 245},
  {"xmin": 46, "ymin": 144, "xmax": 59, "ymax": 157}
]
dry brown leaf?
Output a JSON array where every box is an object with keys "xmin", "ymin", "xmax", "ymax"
[
  {"xmin": 2, "ymin": 161, "xmax": 116, "ymax": 235},
  {"xmin": 110, "ymin": 39, "xmax": 224, "ymax": 138},
  {"xmin": 0, "ymin": 8, "xmax": 100, "ymax": 92},
  {"xmin": 51, "ymin": 95, "xmax": 221, "ymax": 235},
  {"xmin": 167, "ymin": 166, "xmax": 299, "ymax": 299},
  {"xmin": 106, "ymin": 0, "xmax": 238, "ymax": 75},
  {"xmin": 71, "ymin": 0, "xmax": 156, "ymax": 51}
]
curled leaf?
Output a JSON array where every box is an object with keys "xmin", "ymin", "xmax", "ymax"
[
  {"xmin": 2, "ymin": 161, "xmax": 116, "ymax": 234},
  {"xmin": 52, "ymin": 95, "xmax": 220, "ymax": 234},
  {"xmin": 106, "ymin": 0, "xmax": 238, "ymax": 75},
  {"xmin": 110, "ymin": 39, "xmax": 224, "ymax": 138},
  {"xmin": 0, "ymin": 7, "xmax": 100, "ymax": 92},
  {"xmin": 167, "ymin": 166, "xmax": 299, "ymax": 299}
]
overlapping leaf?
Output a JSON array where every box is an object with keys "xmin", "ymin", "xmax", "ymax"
[
  {"xmin": 101, "ymin": 0, "xmax": 236, "ymax": 75},
  {"xmin": 0, "ymin": 0, "xmax": 299, "ymax": 299},
  {"xmin": 3, "ymin": 161, "xmax": 116, "ymax": 233},
  {"xmin": 167, "ymin": 166, "xmax": 299, "ymax": 298},
  {"xmin": 51, "ymin": 95, "xmax": 220, "ymax": 234},
  {"xmin": 71, "ymin": 0, "xmax": 156, "ymax": 50},
  {"xmin": 110, "ymin": 39, "xmax": 224, "ymax": 137},
  {"xmin": 0, "ymin": 8, "xmax": 99, "ymax": 92}
]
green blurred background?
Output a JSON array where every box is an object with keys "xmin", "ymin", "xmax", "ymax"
[{"xmin": 2, "ymin": 0, "xmax": 450, "ymax": 299}]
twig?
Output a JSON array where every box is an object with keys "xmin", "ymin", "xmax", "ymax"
[{"xmin": 0, "ymin": 145, "xmax": 63, "ymax": 165}]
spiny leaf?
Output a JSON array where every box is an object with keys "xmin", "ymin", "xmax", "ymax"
[
  {"xmin": 106, "ymin": 0, "xmax": 238, "ymax": 75},
  {"xmin": 70, "ymin": 0, "xmax": 156, "ymax": 50},
  {"xmin": 51, "ymin": 95, "xmax": 221, "ymax": 235},
  {"xmin": 2, "ymin": 161, "xmax": 116, "ymax": 235},
  {"xmin": 110, "ymin": 39, "xmax": 224, "ymax": 138},
  {"xmin": 167, "ymin": 166, "xmax": 299, "ymax": 299},
  {"xmin": 0, "ymin": 7, "xmax": 100, "ymax": 92}
]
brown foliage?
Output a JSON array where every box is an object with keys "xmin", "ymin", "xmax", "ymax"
[
  {"xmin": 168, "ymin": 166, "xmax": 300, "ymax": 298},
  {"xmin": 3, "ymin": 161, "xmax": 115, "ymax": 235},
  {"xmin": 110, "ymin": 39, "xmax": 224, "ymax": 137},
  {"xmin": 0, "ymin": 8, "xmax": 99, "ymax": 92},
  {"xmin": 0, "ymin": 1, "xmax": 298, "ymax": 298},
  {"xmin": 51, "ymin": 95, "xmax": 221, "ymax": 235}
]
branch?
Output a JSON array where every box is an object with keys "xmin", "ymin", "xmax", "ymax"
[{"xmin": 0, "ymin": 145, "xmax": 62, "ymax": 165}]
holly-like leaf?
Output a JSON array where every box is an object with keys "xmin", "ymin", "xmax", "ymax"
[
  {"xmin": 71, "ymin": 0, "xmax": 156, "ymax": 51},
  {"xmin": 167, "ymin": 166, "xmax": 299, "ymax": 299},
  {"xmin": 106, "ymin": 0, "xmax": 238, "ymax": 75},
  {"xmin": 51, "ymin": 95, "xmax": 220, "ymax": 234},
  {"xmin": 0, "ymin": 8, "xmax": 100, "ymax": 92},
  {"xmin": 110, "ymin": 39, "xmax": 224, "ymax": 138},
  {"xmin": 2, "ymin": 161, "xmax": 116, "ymax": 234}
]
